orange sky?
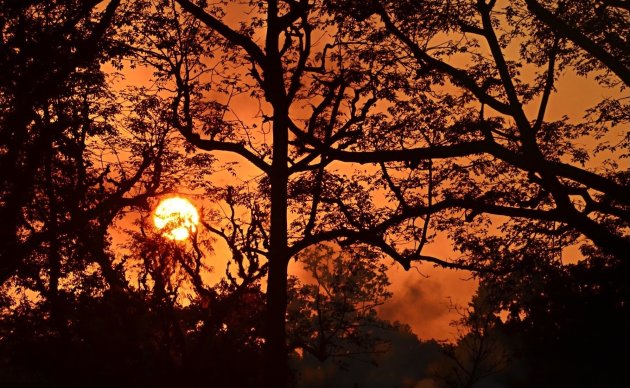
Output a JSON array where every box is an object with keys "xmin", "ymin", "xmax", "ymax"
[{"xmin": 107, "ymin": 2, "xmax": 628, "ymax": 343}]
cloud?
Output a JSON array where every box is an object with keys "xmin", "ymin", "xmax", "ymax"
[{"xmin": 378, "ymin": 263, "xmax": 478, "ymax": 341}]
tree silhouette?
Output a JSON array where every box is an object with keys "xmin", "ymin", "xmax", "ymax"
[
  {"xmin": 326, "ymin": 0, "xmax": 628, "ymax": 259},
  {"xmin": 0, "ymin": 2, "xmax": 223, "ymax": 384},
  {"xmin": 131, "ymin": 1, "xmax": 409, "ymax": 384},
  {"xmin": 287, "ymin": 244, "xmax": 392, "ymax": 363},
  {"xmin": 0, "ymin": 0, "xmax": 627, "ymax": 386},
  {"xmin": 126, "ymin": 0, "xmax": 629, "ymax": 385},
  {"xmin": 430, "ymin": 288, "xmax": 511, "ymax": 388},
  {"xmin": 0, "ymin": 0, "xmax": 121, "ymax": 283},
  {"xmin": 475, "ymin": 248, "xmax": 630, "ymax": 386},
  {"xmin": 0, "ymin": 0, "xmax": 200, "ymax": 301}
]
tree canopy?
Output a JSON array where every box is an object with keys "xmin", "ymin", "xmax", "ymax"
[{"xmin": 0, "ymin": 0, "xmax": 627, "ymax": 386}]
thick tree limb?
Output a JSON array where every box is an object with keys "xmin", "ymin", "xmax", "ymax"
[
  {"xmin": 525, "ymin": 0, "xmax": 630, "ymax": 86},
  {"xmin": 174, "ymin": 0, "xmax": 266, "ymax": 66},
  {"xmin": 376, "ymin": 7, "xmax": 514, "ymax": 116}
]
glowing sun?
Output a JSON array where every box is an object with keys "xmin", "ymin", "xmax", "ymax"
[{"xmin": 153, "ymin": 197, "xmax": 200, "ymax": 240}]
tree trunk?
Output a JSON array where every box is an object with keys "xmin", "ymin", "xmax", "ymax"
[
  {"xmin": 263, "ymin": 3, "xmax": 291, "ymax": 384},
  {"xmin": 265, "ymin": 106, "xmax": 290, "ymax": 386}
]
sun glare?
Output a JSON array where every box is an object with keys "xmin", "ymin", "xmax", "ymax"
[{"xmin": 153, "ymin": 197, "xmax": 200, "ymax": 241}]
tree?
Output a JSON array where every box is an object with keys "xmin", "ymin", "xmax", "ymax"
[
  {"xmin": 1, "ymin": 2, "xmax": 397, "ymax": 382},
  {"xmin": 476, "ymin": 248, "xmax": 630, "ymax": 386},
  {"xmin": 4, "ymin": 0, "xmax": 624, "ymax": 385},
  {"xmin": 0, "ymin": 0, "xmax": 122, "ymax": 282},
  {"xmin": 133, "ymin": 0, "xmax": 628, "ymax": 385},
  {"xmin": 293, "ymin": 322, "xmax": 443, "ymax": 388},
  {"xmin": 287, "ymin": 244, "xmax": 392, "ymax": 362},
  {"xmin": 133, "ymin": 0, "xmax": 401, "ymax": 384},
  {"xmin": 122, "ymin": 217, "xmax": 269, "ymax": 386},
  {"xmin": 328, "ymin": 2, "xmax": 629, "ymax": 383},
  {"xmin": 0, "ymin": 3, "xmax": 220, "ymax": 383},
  {"xmin": 0, "ymin": 0, "xmax": 181, "ymax": 302},
  {"xmin": 325, "ymin": 0, "xmax": 628, "ymax": 260},
  {"xmin": 430, "ymin": 288, "xmax": 511, "ymax": 388}
]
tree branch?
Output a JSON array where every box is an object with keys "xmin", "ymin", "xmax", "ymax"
[
  {"xmin": 174, "ymin": 0, "xmax": 266, "ymax": 65},
  {"xmin": 533, "ymin": 37, "xmax": 559, "ymax": 134},
  {"xmin": 525, "ymin": 0, "xmax": 630, "ymax": 86}
]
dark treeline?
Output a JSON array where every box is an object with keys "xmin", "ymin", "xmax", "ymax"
[{"xmin": 0, "ymin": 1, "xmax": 628, "ymax": 387}]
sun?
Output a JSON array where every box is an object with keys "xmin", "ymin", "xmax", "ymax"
[{"xmin": 153, "ymin": 197, "xmax": 200, "ymax": 240}]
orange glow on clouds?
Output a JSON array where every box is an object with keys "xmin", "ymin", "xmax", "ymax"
[{"xmin": 153, "ymin": 197, "xmax": 200, "ymax": 240}]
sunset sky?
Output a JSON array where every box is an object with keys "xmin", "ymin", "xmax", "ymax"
[
  {"xmin": 108, "ymin": 12, "xmax": 626, "ymax": 342},
  {"xmin": 2, "ymin": 1, "xmax": 627, "ymax": 386}
]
